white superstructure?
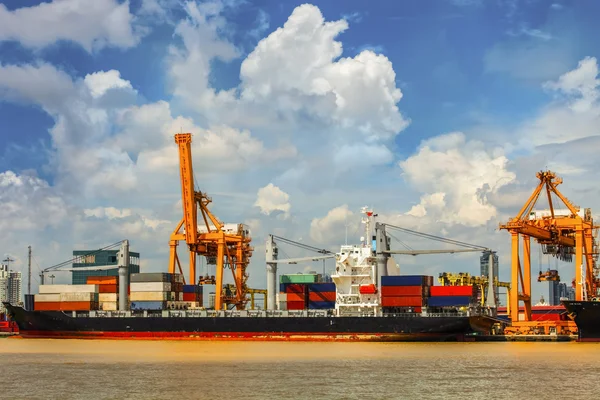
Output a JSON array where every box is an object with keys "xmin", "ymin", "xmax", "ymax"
[{"xmin": 331, "ymin": 207, "xmax": 381, "ymax": 316}]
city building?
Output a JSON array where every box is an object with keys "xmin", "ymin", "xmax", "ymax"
[
  {"xmin": 7, "ymin": 271, "xmax": 22, "ymax": 305},
  {"xmin": 71, "ymin": 249, "xmax": 140, "ymax": 284},
  {"xmin": 549, "ymin": 280, "xmax": 561, "ymax": 306},
  {"xmin": 0, "ymin": 264, "xmax": 8, "ymax": 314},
  {"xmin": 480, "ymin": 250, "xmax": 499, "ymax": 301}
]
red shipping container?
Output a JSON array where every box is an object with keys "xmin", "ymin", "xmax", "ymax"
[
  {"xmin": 381, "ymin": 286, "xmax": 424, "ymax": 297},
  {"xmin": 34, "ymin": 301, "xmax": 98, "ymax": 311},
  {"xmin": 309, "ymin": 291, "xmax": 336, "ymax": 302},
  {"xmin": 99, "ymin": 284, "xmax": 118, "ymax": 293},
  {"xmin": 87, "ymin": 276, "xmax": 118, "ymax": 285},
  {"xmin": 183, "ymin": 293, "xmax": 197, "ymax": 302},
  {"xmin": 285, "ymin": 284, "xmax": 305, "ymax": 294},
  {"xmin": 531, "ymin": 314, "xmax": 561, "ymax": 321},
  {"xmin": 287, "ymin": 292, "xmax": 305, "ymax": 302},
  {"xmin": 359, "ymin": 284, "xmax": 377, "ymax": 294},
  {"xmin": 286, "ymin": 301, "xmax": 305, "ymax": 310},
  {"xmin": 381, "ymin": 296, "xmax": 424, "ymax": 307},
  {"xmin": 430, "ymin": 285, "xmax": 474, "ymax": 297}
]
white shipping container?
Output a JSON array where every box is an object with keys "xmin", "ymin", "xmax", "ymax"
[
  {"xmin": 60, "ymin": 292, "xmax": 98, "ymax": 302},
  {"xmin": 39, "ymin": 284, "xmax": 98, "ymax": 294},
  {"xmin": 130, "ymin": 282, "xmax": 171, "ymax": 292},
  {"xmin": 34, "ymin": 294, "xmax": 61, "ymax": 302},
  {"xmin": 278, "ymin": 301, "xmax": 287, "ymax": 311},
  {"xmin": 278, "ymin": 293, "xmax": 287, "ymax": 302},
  {"xmin": 100, "ymin": 302, "xmax": 118, "ymax": 311},
  {"xmin": 99, "ymin": 293, "xmax": 118, "ymax": 302},
  {"xmin": 130, "ymin": 291, "xmax": 171, "ymax": 301}
]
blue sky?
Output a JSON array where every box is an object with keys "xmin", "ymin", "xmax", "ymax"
[{"xmin": 1, "ymin": 0, "xmax": 600, "ymax": 303}]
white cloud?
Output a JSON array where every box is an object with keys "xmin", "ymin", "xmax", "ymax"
[
  {"xmin": 84, "ymin": 207, "xmax": 132, "ymax": 219},
  {"xmin": 543, "ymin": 56, "xmax": 599, "ymax": 112},
  {"xmin": 309, "ymin": 205, "xmax": 356, "ymax": 244},
  {"xmin": 399, "ymin": 132, "xmax": 516, "ymax": 227},
  {"xmin": 84, "ymin": 70, "xmax": 135, "ymax": 99},
  {"xmin": 0, "ymin": 0, "xmax": 141, "ymax": 52},
  {"xmin": 254, "ymin": 184, "xmax": 291, "ymax": 219}
]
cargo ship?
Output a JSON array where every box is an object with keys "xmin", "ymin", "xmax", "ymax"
[
  {"xmin": 562, "ymin": 300, "xmax": 600, "ymax": 342},
  {"xmin": 5, "ymin": 209, "xmax": 497, "ymax": 341}
]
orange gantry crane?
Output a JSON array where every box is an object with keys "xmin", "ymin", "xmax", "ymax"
[
  {"xmin": 500, "ymin": 170, "xmax": 599, "ymax": 334},
  {"xmin": 168, "ymin": 133, "xmax": 253, "ymax": 310}
]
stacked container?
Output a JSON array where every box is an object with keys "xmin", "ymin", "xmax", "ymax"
[
  {"xmin": 129, "ymin": 273, "xmax": 184, "ymax": 311},
  {"xmin": 428, "ymin": 285, "xmax": 474, "ymax": 307},
  {"xmin": 307, "ymin": 283, "xmax": 336, "ymax": 309},
  {"xmin": 182, "ymin": 284, "xmax": 204, "ymax": 308},
  {"xmin": 34, "ymin": 284, "xmax": 99, "ymax": 311},
  {"xmin": 380, "ymin": 275, "xmax": 433, "ymax": 312},
  {"xmin": 87, "ymin": 276, "xmax": 119, "ymax": 311}
]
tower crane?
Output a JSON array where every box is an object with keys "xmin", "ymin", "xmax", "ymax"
[
  {"xmin": 168, "ymin": 133, "xmax": 253, "ymax": 311},
  {"xmin": 499, "ymin": 170, "xmax": 599, "ymax": 331}
]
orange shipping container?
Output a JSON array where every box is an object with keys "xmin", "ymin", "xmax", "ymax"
[
  {"xmin": 34, "ymin": 301, "xmax": 98, "ymax": 311},
  {"xmin": 381, "ymin": 296, "xmax": 424, "ymax": 307},
  {"xmin": 286, "ymin": 301, "xmax": 305, "ymax": 310},
  {"xmin": 99, "ymin": 284, "xmax": 118, "ymax": 293},
  {"xmin": 287, "ymin": 292, "xmax": 305, "ymax": 302},
  {"xmin": 309, "ymin": 291, "xmax": 336, "ymax": 302},
  {"xmin": 87, "ymin": 276, "xmax": 118, "ymax": 285},
  {"xmin": 381, "ymin": 286, "xmax": 424, "ymax": 297}
]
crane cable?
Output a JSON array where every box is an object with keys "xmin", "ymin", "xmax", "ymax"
[
  {"xmin": 383, "ymin": 224, "xmax": 487, "ymax": 250},
  {"xmin": 272, "ymin": 235, "xmax": 334, "ymax": 254},
  {"xmin": 42, "ymin": 240, "xmax": 125, "ymax": 272}
]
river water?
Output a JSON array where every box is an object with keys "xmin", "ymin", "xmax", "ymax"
[{"xmin": 1, "ymin": 339, "xmax": 599, "ymax": 399}]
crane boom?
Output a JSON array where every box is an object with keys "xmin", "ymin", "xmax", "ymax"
[
  {"xmin": 384, "ymin": 249, "xmax": 485, "ymax": 255},
  {"xmin": 175, "ymin": 134, "xmax": 198, "ymax": 246}
]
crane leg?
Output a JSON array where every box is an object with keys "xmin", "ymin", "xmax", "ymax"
[
  {"xmin": 523, "ymin": 235, "xmax": 531, "ymax": 321},
  {"xmin": 215, "ymin": 238, "xmax": 225, "ymax": 310},
  {"xmin": 576, "ymin": 226, "xmax": 583, "ymax": 300},
  {"xmin": 168, "ymin": 240, "xmax": 178, "ymax": 274},
  {"xmin": 510, "ymin": 233, "xmax": 519, "ymax": 324},
  {"xmin": 189, "ymin": 250, "xmax": 196, "ymax": 287}
]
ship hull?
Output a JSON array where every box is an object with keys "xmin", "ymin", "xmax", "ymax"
[
  {"xmin": 562, "ymin": 300, "xmax": 600, "ymax": 342},
  {"xmin": 5, "ymin": 304, "xmax": 488, "ymax": 342}
]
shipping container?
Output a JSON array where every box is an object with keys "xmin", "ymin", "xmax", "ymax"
[
  {"xmin": 183, "ymin": 285, "xmax": 203, "ymax": 294},
  {"xmin": 381, "ymin": 286, "xmax": 425, "ymax": 297},
  {"xmin": 130, "ymin": 301, "xmax": 167, "ymax": 311},
  {"xmin": 99, "ymin": 301, "xmax": 118, "ymax": 311},
  {"xmin": 284, "ymin": 284, "xmax": 306, "ymax": 294},
  {"xmin": 182, "ymin": 293, "xmax": 198, "ymax": 302},
  {"xmin": 428, "ymin": 296, "xmax": 471, "ymax": 307},
  {"xmin": 381, "ymin": 275, "xmax": 429, "ymax": 287},
  {"xmin": 86, "ymin": 276, "xmax": 118, "ymax": 285},
  {"xmin": 286, "ymin": 300, "xmax": 305, "ymax": 310},
  {"xmin": 308, "ymin": 291, "xmax": 336, "ymax": 302},
  {"xmin": 171, "ymin": 274, "xmax": 184, "ymax": 284},
  {"xmin": 130, "ymin": 273, "xmax": 171, "ymax": 283},
  {"xmin": 280, "ymin": 274, "xmax": 318, "ymax": 284},
  {"xmin": 34, "ymin": 294, "xmax": 61, "ymax": 302},
  {"xmin": 307, "ymin": 282, "xmax": 336, "ymax": 292},
  {"xmin": 430, "ymin": 286, "xmax": 475, "ymax": 297},
  {"xmin": 278, "ymin": 293, "xmax": 287, "ymax": 302},
  {"xmin": 278, "ymin": 301, "xmax": 287, "ymax": 311},
  {"xmin": 34, "ymin": 301, "xmax": 98, "ymax": 311},
  {"xmin": 381, "ymin": 296, "xmax": 425, "ymax": 307},
  {"xmin": 308, "ymin": 301, "xmax": 336, "ymax": 310},
  {"xmin": 99, "ymin": 293, "xmax": 118, "ymax": 302},
  {"xmin": 99, "ymin": 284, "xmax": 118, "ymax": 294},
  {"xmin": 286, "ymin": 292, "xmax": 305, "ymax": 302},
  {"xmin": 39, "ymin": 284, "xmax": 98, "ymax": 294},
  {"xmin": 129, "ymin": 291, "xmax": 174, "ymax": 301},
  {"xmin": 59, "ymin": 292, "xmax": 99, "ymax": 302},
  {"xmin": 130, "ymin": 282, "xmax": 172, "ymax": 292},
  {"xmin": 359, "ymin": 284, "xmax": 377, "ymax": 295}
]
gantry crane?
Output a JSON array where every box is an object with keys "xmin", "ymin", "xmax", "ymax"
[
  {"xmin": 499, "ymin": 170, "xmax": 599, "ymax": 331},
  {"xmin": 438, "ymin": 272, "xmax": 511, "ymax": 309},
  {"xmin": 168, "ymin": 133, "xmax": 253, "ymax": 310}
]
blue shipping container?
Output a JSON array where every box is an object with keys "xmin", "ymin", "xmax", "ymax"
[
  {"xmin": 381, "ymin": 275, "xmax": 429, "ymax": 287},
  {"xmin": 130, "ymin": 301, "xmax": 166, "ymax": 311},
  {"xmin": 280, "ymin": 283, "xmax": 287, "ymax": 293},
  {"xmin": 183, "ymin": 285, "xmax": 203, "ymax": 293},
  {"xmin": 308, "ymin": 301, "xmax": 336, "ymax": 310},
  {"xmin": 307, "ymin": 283, "xmax": 336, "ymax": 292},
  {"xmin": 427, "ymin": 296, "xmax": 471, "ymax": 307}
]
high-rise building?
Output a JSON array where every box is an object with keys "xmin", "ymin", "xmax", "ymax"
[
  {"xmin": 0, "ymin": 264, "xmax": 8, "ymax": 314},
  {"xmin": 549, "ymin": 280, "xmax": 560, "ymax": 305},
  {"xmin": 71, "ymin": 249, "xmax": 140, "ymax": 284},
  {"xmin": 480, "ymin": 250, "xmax": 499, "ymax": 301},
  {"xmin": 7, "ymin": 271, "xmax": 22, "ymax": 305}
]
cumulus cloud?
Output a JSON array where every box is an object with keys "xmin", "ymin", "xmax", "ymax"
[
  {"xmin": 254, "ymin": 184, "xmax": 291, "ymax": 219},
  {"xmin": 309, "ymin": 205, "xmax": 356, "ymax": 244},
  {"xmin": 399, "ymin": 132, "xmax": 516, "ymax": 227},
  {"xmin": 0, "ymin": 0, "xmax": 141, "ymax": 52},
  {"xmin": 543, "ymin": 56, "xmax": 599, "ymax": 113}
]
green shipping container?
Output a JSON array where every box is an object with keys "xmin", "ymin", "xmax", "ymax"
[{"xmin": 280, "ymin": 274, "xmax": 318, "ymax": 284}]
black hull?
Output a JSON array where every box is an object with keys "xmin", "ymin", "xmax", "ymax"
[
  {"xmin": 562, "ymin": 300, "xmax": 600, "ymax": 341},
  {"xmin": 4, "ymin": 303, "xmax": 491, "ymax": 342}
]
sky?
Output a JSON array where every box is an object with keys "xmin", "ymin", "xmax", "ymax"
[{"xmin": 1, "ymin": 0, "xmax": 600, "ymax": 304}]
